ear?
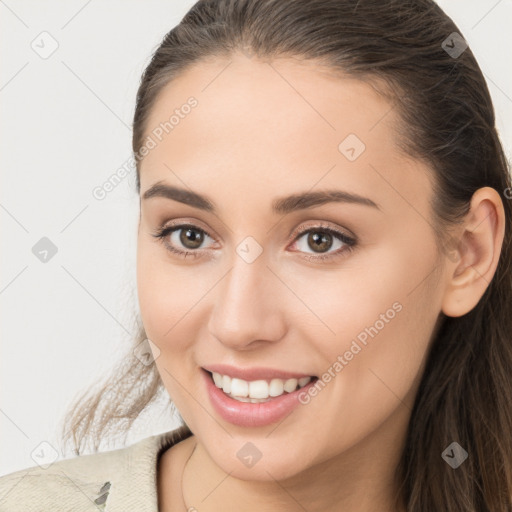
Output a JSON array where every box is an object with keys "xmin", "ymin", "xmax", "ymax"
[{"xmin": 441, "ymin": 187, "xmax": 506, "ymax": 317}]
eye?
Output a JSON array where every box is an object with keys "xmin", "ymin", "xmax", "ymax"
[
  {"xmin": 151, "ymin": 221, "xmax": 357, "ymax": 262},
  {"xmin": 289, "ymin": 223, "xmax": 356, "ymax": 262},
  {"xmin": 151, "ymin": 223, "xmax": 215, "ymax": 259}
]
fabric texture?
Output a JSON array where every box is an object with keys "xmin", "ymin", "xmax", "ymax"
[{"xmin": 0, "ymin": 425, "xmax": 192, "ymax": 512}]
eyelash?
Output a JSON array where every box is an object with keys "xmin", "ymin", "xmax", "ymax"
[{"xmin": 150, "ymin": 221, "xmax": 357, "ymax": 262}]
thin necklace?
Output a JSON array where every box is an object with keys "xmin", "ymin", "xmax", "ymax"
[{"xmin": 180, "ymin": 441, "xmax": 197, "ymax": 511}]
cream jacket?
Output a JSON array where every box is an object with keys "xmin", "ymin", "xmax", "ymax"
[{"xmin": 0, "ymin": 426, "xmax": 192, "ymax": 512}]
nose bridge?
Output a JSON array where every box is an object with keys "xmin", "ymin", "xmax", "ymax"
[{"xmin": 207, "ymin": 248, "xmax": 285, "ymax": 349}]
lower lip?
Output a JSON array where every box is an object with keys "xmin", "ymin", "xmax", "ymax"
[{"xmin": 202, "ymin": 368, "xmax": 317, "ymax": 428}]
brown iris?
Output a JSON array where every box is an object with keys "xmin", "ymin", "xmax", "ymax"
[
  {"xmin": 307, "ymin": 231, "xmax": 333, "ymax": 253},
  {"xmin": 180, "ymin": 227, "xmax": 204, "ymax": 249}
]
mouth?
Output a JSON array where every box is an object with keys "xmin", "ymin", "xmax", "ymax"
[
  {"xmin": 201, "ymin": 367, "xmax": 319, "ymax": 427},
  {"xmin": 204, "ymin": 368, "xmax": 319, "ymax": 403}
]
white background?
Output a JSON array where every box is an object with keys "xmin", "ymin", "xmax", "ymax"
[{"xmin": 1, "ymin": 0, "xmax": 511, "ymax": 476}]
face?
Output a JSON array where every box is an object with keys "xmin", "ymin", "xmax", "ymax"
[{"xmin": 137, "ymin": 54, "xmax": 447, "ymax": 482}]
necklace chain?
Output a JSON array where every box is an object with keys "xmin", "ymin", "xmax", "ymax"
[{"xmin": 180, "ymin": 442, "xmax": 197, "ymax": 511}]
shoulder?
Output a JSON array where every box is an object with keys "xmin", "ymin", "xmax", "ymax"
[{"xmin": 0, "ymin": 425, "xmax": 192, "ymax": 512}]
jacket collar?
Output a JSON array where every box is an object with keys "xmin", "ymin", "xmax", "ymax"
[
  {"xmin": 0, "ymin": 425, "xmax": 193, "ymax": 512},
  {"xmin": 100, "ymin": 425, "xmax": 192, "ymax": 511}
]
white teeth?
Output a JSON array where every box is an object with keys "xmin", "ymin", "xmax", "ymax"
[
  {"xmin": 230, "ymin": 396, "xmax": 272, "ymax": 403},
  {"xmin": 298, "ymin": 376, "xmax": 311, "ymax": 387},
  {"xmin": 249, "ymin": 380, "xmax": 268, "ymax": 399},
  {"xmin": 283, "ymin": 378, "xmax": 298, "ymax": 393},
  {"xmin": 230, "ymin": 378, "xmax": 249, "ymax": 397},
  {"xmin": 212, "ymin": 372, "xmax": 223, "ymax": 388},
  {"xmin": 211, "ymin": 372, "xmax": 312, "ymax": 400},
  {"xmin": 222, "ymin": 374, "xmax": 231, "ymax": 394},
  {"xmin": 269, "ymin": 378, "xmax": 284, "ymax": 397}
]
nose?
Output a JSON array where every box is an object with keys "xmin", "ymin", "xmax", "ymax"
[{"xmin": 207, "ymin": 251, "xmax": 287, "ymax": 351}]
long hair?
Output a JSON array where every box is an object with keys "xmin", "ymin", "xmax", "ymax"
[{"xmin": 61, "ymin": 1, "xmax": 512, "ymax": 509}]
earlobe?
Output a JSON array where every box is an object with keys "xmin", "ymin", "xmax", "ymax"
[{"xmin": 441, "ymin": 187, "xmax": 505, "ymax": 318}]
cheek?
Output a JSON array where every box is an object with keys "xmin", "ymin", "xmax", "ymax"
[
  {"xmin": 309, "ymin": 244, "xmax": 440, "ymax": 437},
  {"xmin": 318, "ymin": 234, "xmax": 440, "ymax": 349},
  {"xmin": 136, "ymin": 240, "xmax": 181, "ymax": 341},
  {"xmin": 136, "ymin": 240, "xmax": 215, "ymax": 360},
  {"xmin": 324, "ymin": 296, "xmax": 436, "ymax": 454},
  {"xmin": 299, "ymin": 238, "xmax": 436, "ymax": 365},
  {"xmin": 136, "ymin": 246, "xmax": 200, "ymax": 409}
]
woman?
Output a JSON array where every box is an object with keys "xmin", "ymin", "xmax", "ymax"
[{"xmin": 1, "ymin": 0, "xmax": 511, "ymax": 510}]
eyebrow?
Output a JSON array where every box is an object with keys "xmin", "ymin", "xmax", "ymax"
[{"xmin": 142, "ymin": 181, "xmax": 380, "ymax": 214}]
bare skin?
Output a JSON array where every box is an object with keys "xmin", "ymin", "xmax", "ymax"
[{"xmin": 137, "ymin": 53, "xmax": 505, "ymax": 512}]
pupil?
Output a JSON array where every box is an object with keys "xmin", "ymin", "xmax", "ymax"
[
  {"xmin": 180, "ymin": 228, "xmax": 203, "ymax": 249},
  {"xmin": 308, "ymin": 232, "xmax": 332, "ymax": 253}
]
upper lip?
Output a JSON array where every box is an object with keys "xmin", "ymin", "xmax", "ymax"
[{"xmin": 202, "ymin": 364, "xmax": 316, "ymax": 381}]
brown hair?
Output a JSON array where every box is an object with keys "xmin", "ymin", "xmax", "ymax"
[{"xmin": 61, "ymin": 1, "xmax": 512, "ymax": 509}]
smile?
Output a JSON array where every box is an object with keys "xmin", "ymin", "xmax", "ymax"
[
  {"xmin": 211, "ymin": 371, "xmax": 313, "ymax": 402},
  {"xmin": 202, "ymin": 368, "xmax": 319, "ymax": 427}
]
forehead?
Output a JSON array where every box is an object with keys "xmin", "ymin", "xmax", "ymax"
[
  {"xmin": 139, "ymin": 54, "xmax": 432, "ymax": 218},
  {"xmin": 143, "ymin": 54, "xmax": 394, "ymax": 157}
]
